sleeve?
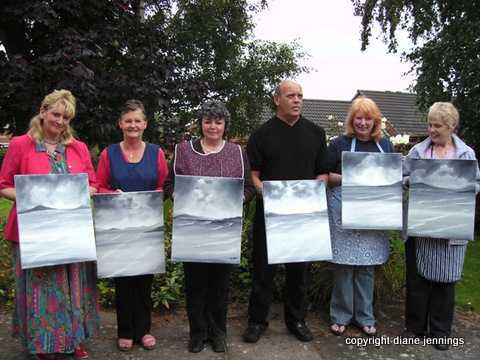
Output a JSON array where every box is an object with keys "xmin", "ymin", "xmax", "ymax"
[
  {"xmin": 246, "ymin": 131, "xmax": 263, "ymax": 172},
  {"xmin": 80, "ymin": 141, "xmax": 97, "ymax": 189},
  {"xmin": 0, "ymin": 137, "xmax": 22, "ymax": 190},
  {"xmin": 314, "ymin": 127, "xmax": 328, "ymax": 176},
  {"xmin": 325, "ymin": 137, "xmax": 340, "ymax": 174},
  {"xmin": 96, "ymin": 149, "xmax": 114, "ymax": 193},
  {"xmin": 241, "ymin": 148, "xmax": 256, "ymax": 202},
  {"xmin": 163, "ymin": 147, "xmax": 175, "ymax": 199},
  {"xmin": 156, "ymin": 148, "xmax": 168, "ymax": 191}
]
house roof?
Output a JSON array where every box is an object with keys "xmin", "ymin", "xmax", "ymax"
[{"xmin": 260, "ymin": 90, "xmax": 427, "ymax": 137}]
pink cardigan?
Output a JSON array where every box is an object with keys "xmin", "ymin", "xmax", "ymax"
[{"xmin": 0, "ymin": 134, "xmax": 97, "ymax": 242}]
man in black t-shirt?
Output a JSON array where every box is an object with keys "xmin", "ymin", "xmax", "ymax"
[{"xmin": 243, "ymin": 80, "xmax": 328, "ymax": 343}]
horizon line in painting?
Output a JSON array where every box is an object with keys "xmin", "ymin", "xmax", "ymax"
[
  {"xmin": 15, "ymin": 173, "xmax": 96, "ymax": 269},
  {"xmin": 171, "ymin": 175, "xmax": 244, "ymax": 264},
  {"xmin": 263, "ymin": 179, "xmax": 332, "ymax": 264},
  {"xmin": 342, "ymin": 152, "xmax": 403, "ymax": 230},
  {"xmin": 93, "ymin": 190, "xmax": 165, "ymax": 278},
  {"xmin": 407, "ymin": 158, "xmax": 477, "ymax": 240}
]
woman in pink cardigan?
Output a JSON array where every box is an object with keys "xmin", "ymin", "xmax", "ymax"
[{"xmin": 0, "ymin": 90, "xmax": 99, "ymax": 360}]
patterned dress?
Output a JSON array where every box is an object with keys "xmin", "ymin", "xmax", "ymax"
[{"xmin": 11, "ymin": 143, "xmax": 99, "ymax": 354}]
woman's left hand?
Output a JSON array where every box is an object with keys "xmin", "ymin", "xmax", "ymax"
[{"xmin": 89, "ymin": 186, "xmax": 97, "ymax": 196}]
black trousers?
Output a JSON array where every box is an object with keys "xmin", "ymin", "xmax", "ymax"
[
  {"xmin": 247, "ymin": 203, "xmax": 309, "ymax": 326},
  {"xmin": 114, "ymin": 274, "xmax": 153, "ymax": 341},
  {"xmin": 184, "ymin": 262, "xmax": 232, "ymax": 340},
  {"xmin": 405, "ymin": 237, "xmax": 455, "ymax": 337}
]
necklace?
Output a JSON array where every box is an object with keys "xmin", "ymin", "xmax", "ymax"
[
  {"xmin": 201, "ymin": 139, "xmax": 223, "ymax": 154},
  {"xmin": 44, "ymin": 139, "xmax": 60, "ymax": 145},
  {"xmin": 121, "ymin": 141, "xmax": 145, "ymax": 161}
]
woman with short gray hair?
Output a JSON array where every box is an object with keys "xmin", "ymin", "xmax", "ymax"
[{"xmin": 403, "ymin": 101, "xmax": 479, "ymax": 351}]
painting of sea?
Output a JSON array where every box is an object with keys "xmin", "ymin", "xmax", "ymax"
[
  {"xmin": 15, "ymin": 174, "xmax": 96, "ymax": 269},
  {"xmin": 407, "ymin": 159, "xmax": 477, "ymax": 240},
  {"xmin": 263, "ymin": 180, "xmax": 331, "ymax": 264},
  {"xmin": 171, "ymin": 175, "xmax": 244, "ymax": 264},
  {"xmin": 342, "ymin": 152, "xmax": 403, "ymax": 230},
  {"xmin": 93, "ymin": 191, "xmax": 165, "ymax": 278}
]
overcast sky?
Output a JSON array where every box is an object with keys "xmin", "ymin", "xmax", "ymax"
[
  {"xmin": 253, "ymin": 0, "xmax": 414, "ymax": 100},
  {"xmin": 94, "ymin": 191, "xmax": 163, "ymax": 230},
  {"xmin": 410, "ymin": 160, "xmax": 477, "ymax": 191},
  {"xmin": 174, "ymin": 175, "xmax": 244, "ymax": 219},
  {"xmin": 15, "ymin": 174, "xmax": 90, "ymax": 212},
  {"xmin": 263, "ymin": 180, "xmax": 327, "ymax": 215},
  {"xmin": 343, "ymin": 153, "xmax": 403, "ymax": 186}
]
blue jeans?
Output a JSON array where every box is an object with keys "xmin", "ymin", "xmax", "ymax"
[{"xmin": 329, "ymin": 264, "xmax": 375, "ymax": 326}]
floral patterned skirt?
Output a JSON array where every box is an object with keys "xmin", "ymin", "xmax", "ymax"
[{"xmin": 11, "ymin": 243, "xmax": 100, "ymax": 354}]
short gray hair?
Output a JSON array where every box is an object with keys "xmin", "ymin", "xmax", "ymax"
[
  {"xmin": 428, "ymin": 102, "xmax": 459, "ymax": 130},
  {"xmin": 197, "ymin": 100, "xmax": 231, "ymax": 136}
]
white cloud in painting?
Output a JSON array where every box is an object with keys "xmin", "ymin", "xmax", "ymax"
[
  {"xmin": 343, "ymin": 153, "xmax": 402, "ymax": 186},
  {"xmin": 174, "ymin": 176, "xmax": 243, "ymax": 219},
  {"xmin": 413, "ymin": 162, "xmax": 475, "ymax": 190},
  {"xmin": 264, "ymin": 180, "xmax": 326, "ymax": 215},
  {"xmin": 94, "ymin": 191, "xmax": 163, "ymax": 230},
  {"xmin": 15, "ymin": 174, "xmax": 90, "ymax": 212}
]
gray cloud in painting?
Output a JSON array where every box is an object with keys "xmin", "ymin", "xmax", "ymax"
[
  {"xmin": 174, "ymin": 175, "xmax": 243, "ymax": 219},
  {"xmin": 410, "ymin": 159, "xmax": 477, "ymax": 191},
  {"xmin": 343, "ymin": 152, "xmax": 402, "ymax": 186},
  {"xmin": 263, "ymin": 180, "xmax": 326, "ymax": 215},
  {"xmin": 94, "ymin": 191, "xmax": 163, "ymax": 231},
  {"xmin": 15, "ymin": 174, "xmax": 90, "ymax": 212}
]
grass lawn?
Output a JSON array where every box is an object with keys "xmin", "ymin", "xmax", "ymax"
[
  {"xmin": 456, "ymin": 240, "xmax": 480, "ymax": 312},
  {"xmin": 0, "ymin": 198, "xmax": 11, "ymax": 219}
]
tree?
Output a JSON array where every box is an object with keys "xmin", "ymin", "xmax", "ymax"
[
  {"xmin": 352, "ymin": 0, "xmax": 480, "ymax": 151},
  {"xmin": 0, "ymin": 0, "xmax": 305, "ymax": 148}
]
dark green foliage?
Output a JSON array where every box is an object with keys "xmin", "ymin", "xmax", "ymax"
[
  {"xmin": 0, "ymin": 0, "xmax": 305, "ymax": 149},
  {"xmin": 352, "ymin": 1, "xmax": 480, "ymax": 152}
]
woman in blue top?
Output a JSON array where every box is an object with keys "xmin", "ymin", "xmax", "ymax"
[
  {"xmin": 326, "ymin": 97, "xmax": 394, "ymax": 336},
  {"xmin": 96, "ymin": 100, "xmax": 168, "ymax": 352}
]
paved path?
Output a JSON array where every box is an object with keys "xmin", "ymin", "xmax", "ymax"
[{"xmin": 1, "ymin": 302, "xmax": 479, "ymax": 359}]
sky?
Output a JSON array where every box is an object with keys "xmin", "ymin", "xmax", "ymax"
[
  {"xmin": 253, "ymin": 0, "xmax": 415, "ymax": 100},
  {"xmin": 94, "ymin": 191, "xmax": 163, "ymax": 230},
  {"xmin": 411, "ymin": 160, "xmax": 477, "ymax": 191},
  {"xmin": 263, "ymin": 180, "xmax": 327, "ymax": 214},
  {"xmin": 174, "ymin": 175, "xmax": 244, "ymax": 219},
  {"xmin": 342, "ymin": 153, "xmax": 403, "ymax": 186},
  {"xmin": 15, "ymin": 174, "xmax": 90, "ymax": 212}
]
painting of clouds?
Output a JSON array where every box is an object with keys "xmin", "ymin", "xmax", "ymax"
[
  {"xmin": 407, "ymin": 159, "xmax": 477, "ymax": 240},
  {"xmin": 342, "ymin": 152, "xmax": 403, "ymax": 230},
  {"xmin": 15, "ymin": 174, "xmax": 96, "ymax": 269},
  {"xmin": 171, "ymin": 175, "xmax": 244, "ymax": 264},
  {"xmin": 93, "ymin": 191, "xmax": 165, "ymax": 278},
  {"xmin": 263, "ymin": 180, "xmax": 331, "ymax": 264}
]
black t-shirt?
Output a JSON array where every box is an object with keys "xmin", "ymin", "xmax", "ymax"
[
  {"xmin": 326, "ymin": 135, "xmax": 395, "ymax": 174},
  {"xmin": 246, "ymin": 116, "xmax": 328, "ymax": 180}
]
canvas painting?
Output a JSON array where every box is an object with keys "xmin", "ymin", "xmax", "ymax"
[
  {"xmin": 93, "ymin": 191, "xmax": 165, "ymax": 278},
  {"xmin": 171, "ymin": 175, "xmax": 244, "ymax": 264},
  {"xmin": 407, "ymin": 159, "xmax": 477, "ymax": 240},
  {"xmin": 342, "ymin": 152, "xmax": 403, "ymax": 230},
  {"xmin": 263, "ymin": 180, "xmax": 331, "ymax": 264},
  {"xmin": 15, "ymin": 173, "xmax": 96, "ymax": 269}
]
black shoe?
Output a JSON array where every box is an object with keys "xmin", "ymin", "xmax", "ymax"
[
  {"xmin": 434, "ymin": 343, "xmax": 450, "ymax": 351},
  {"xmin": 287, "ymin": 321, "xmax": 313, "ymax": 342},
  {"xmin": 188, "ymin": 337, "xmax": 205, "ymax": 353},
  {"xmin": 211, "ymin": 337, "xmax": 227, "ymax": 353},
  {"xmin": 243, "ymin": 324, "xmax": 266, "ymax": 343}
]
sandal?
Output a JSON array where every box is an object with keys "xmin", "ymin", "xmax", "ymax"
[
  {"xmin": 330, "ymin": 323, "xmax": 346, "ymax": 336},
  {"xmin": 362, "ymin": 325, "xmax": 377, "ymax": 336},
  {"xmin": 141, "ymin": 334, "xmax": 156, "ymax": 350},
  {"xmin": 73, "ymin": 343, "xmax": 89, "ymax": 359},
  {"xmin": 117, "ymin": 338, "xmax": 133, "ymax": 352}
]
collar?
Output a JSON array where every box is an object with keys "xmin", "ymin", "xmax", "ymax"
[{"xmin": 35, "ymin": 142, "xmax": 66, "ymax": 155}]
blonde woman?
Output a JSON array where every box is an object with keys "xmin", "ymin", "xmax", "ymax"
[{"xmin": 0, "ymin": 90, "xmax": 99, "ymax": 359}]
